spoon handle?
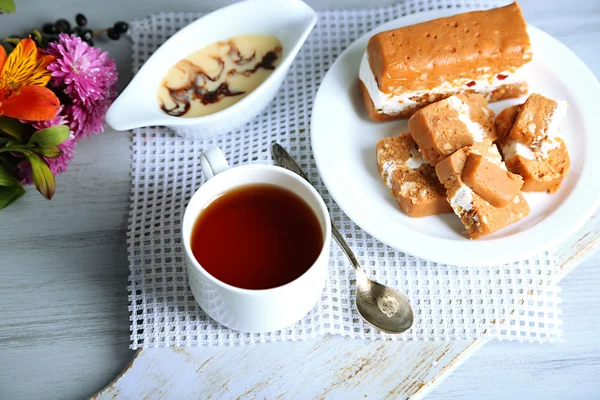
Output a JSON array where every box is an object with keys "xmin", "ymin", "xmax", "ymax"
[
  {"xmin": 271, "ymin": 142, "xmax": 311, "ymax": 181},
  {"xmin": 330, "ymin": 224, "xmax": 362, "ymax": 273},
  {"xmin": 271, "ymin": 143, "xmax": 361, "ymax": 273}
]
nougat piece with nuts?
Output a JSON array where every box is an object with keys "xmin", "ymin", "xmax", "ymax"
[
  {"xmin": 495, "ymin": 94, "xmax": 570, "ymax": 193},
  {"xmin": 376, "ymin": 134, "xmax": 451, "ymax": 217},
  {"xmin": 435, "ymin": 140, "xmax": 530, "ymax": 239},
  {"xmin": 408, "ymin": 93, "xmax": 497, "ymax": 165},
  {"xmin": 462, "ymin": 153, "xmax": 524, "ymax": 208}
]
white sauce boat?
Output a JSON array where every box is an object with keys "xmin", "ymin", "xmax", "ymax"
[{"xmin": 106, "ymin": 0, "xmax": 317, "ymax": 137}]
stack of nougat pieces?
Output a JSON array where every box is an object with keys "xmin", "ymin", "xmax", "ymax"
[{"xmin": 376, "ymin": 93, "xmax": 570, "ymax": 239}]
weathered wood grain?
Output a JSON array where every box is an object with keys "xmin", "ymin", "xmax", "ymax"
[
  {"xmin": 92, "ymin": 210, "xmax": 600, "ymax": 400},
  {"xmin": 93, "ymin": 338, "xmax": 477, "ymax": 399},
  {"xmin": 0, "ymin": 0, "xmax": 598, "ymax": 399},
  {"xmin": 0, "ymin": 133, "xmax": 134, "ymax": 399}
]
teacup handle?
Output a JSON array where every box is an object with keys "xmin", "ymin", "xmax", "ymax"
[{"xmin": 200, "ymin": 146, "xmax": 230, "ymax": 179}]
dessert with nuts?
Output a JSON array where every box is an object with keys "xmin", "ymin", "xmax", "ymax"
[
  {"xmin": 495, "ymin": 93, "xmax": 570, "ymax": 193},
  {"xmin": 435, "ymin": 141, "xmax": 530, "ymax": 239},
  {"xmin": 407, "ymin": 93, "xmax": 497, "ymax": 165},
  {"xmin": 376, "ymin": 134, "xmax": 451, "ymax": 217}
]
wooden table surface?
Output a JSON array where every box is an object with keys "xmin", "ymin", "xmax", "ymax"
[{"xmin": 0, "ymin": 0, "xmax": 598, "ymax": 399}]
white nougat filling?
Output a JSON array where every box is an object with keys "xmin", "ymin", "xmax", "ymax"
[
  {"xmin": 404, "ymin": 156, "xmax": 427, "ymax": 170},
  {"xmin": 545, "ymin": 100, "xmax": 568, "ymax": 141},
  {"xmin": 445, "ymin": 96, "xmax": 487, "ymax": 142},
  {"xmin": 359, "ymin": 52, "xmax": 527, "ymax": 115},
  {"xmin": 502, "ymin": 141, "xmax": 536, "ymax": 160},
  {"xmin": 450, "ymin": 185, "xmax": 474, "ymax": 214},
  {"xmin": 378, "ymin": 144, "xmax": 428, "ymax": 190},
  {"xmin": 381, "ymin": 160, "xmax": 397, "ymax": 189}
]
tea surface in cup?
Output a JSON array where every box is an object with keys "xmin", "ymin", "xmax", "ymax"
[{"xmin": 191, "ymin": 183, "xmax": 323, "ymax": 290}]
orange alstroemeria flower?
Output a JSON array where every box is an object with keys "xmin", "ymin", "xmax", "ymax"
[{"xmin": 0, "ymin": 38, "xmax": 60, "ymax": 121}]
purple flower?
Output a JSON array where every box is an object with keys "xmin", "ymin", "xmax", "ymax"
[
  {"xmin": 14, "ymin": 35, "xmax": 118, "ymax": 188},
  {"xmin": 47, "ymin": 34, "xmax": 118, "ymax": 107},
  {"xmin": 66, "ymin": 97, "xmax": 112, "ymax": 139},
  {"xmin": 47, "ymin": 33, "xmax": 118, "ymax": 139}
]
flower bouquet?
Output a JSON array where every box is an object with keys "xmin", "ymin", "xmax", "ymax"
[{"xmin": 0, "ymin": 6, "xmax": 119, "ymax": 210}]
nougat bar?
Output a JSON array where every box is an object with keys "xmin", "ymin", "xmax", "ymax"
[{"xmin": 359, "ymin": 2, "xmax": 531, "ymax": 121}]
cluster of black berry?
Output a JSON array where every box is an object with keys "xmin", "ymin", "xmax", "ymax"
[
  {"xmin": 106, "ymin": 21, "xmax": 129, "ymax": 40},
  {"xmin": 40, "ymin": 14, "xmax": 129, "ymax": 46}
]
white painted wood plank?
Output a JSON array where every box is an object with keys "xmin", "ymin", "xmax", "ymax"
[{"xmin": 94, "ymin": 339, "xmax": 476, "ymax": 399}]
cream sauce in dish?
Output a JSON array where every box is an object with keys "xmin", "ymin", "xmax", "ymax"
[{"xmin": 158, "ymin": 34, "xmax": 283, "ymax": 118}]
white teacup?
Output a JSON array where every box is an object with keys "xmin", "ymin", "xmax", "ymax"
[{"xmin": 182, "ymin": 146, "xmax": 331, "ymax": 333}]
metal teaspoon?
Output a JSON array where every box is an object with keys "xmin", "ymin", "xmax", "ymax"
[{"xmin": 271, "ymin": 143, "xmax": 414, "ymax": 333}]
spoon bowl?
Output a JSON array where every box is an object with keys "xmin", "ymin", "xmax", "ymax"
[{"xmin": 355, "ymin": 269, "xmax": 414, "ymax": 333}]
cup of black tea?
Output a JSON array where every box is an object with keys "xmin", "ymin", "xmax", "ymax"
[{"xmin": 182, "ymin": 146, "xmax": 331, "ymax": 333}]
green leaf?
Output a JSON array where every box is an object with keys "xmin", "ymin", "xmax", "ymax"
[
  {"xmin": 2, "ymin": 38, "xmax": 20, "ymax": 45},
  {"xmin": 0, "ymin": 162, "xmax": 21, "ymax": 187},
  {"xmin": 0, "ymin": 0, "xmax": 16, "ymax": 13},
  {"xmin": 0, "ymin": 116, "xmax": 25, "ymax": 140},
  {"xmin": 0, "ymin": 163, "xmax": 24, "ymax": 209},
  {"xmin": 29, "ymin": 125, "xmax": 69, "ymax": 148},
  {"xmin": 0, "ymin": 184, "xmax": 24, "ymax": 209},
  {"xmin": 26, "ymin": 153, "xmax": 55, "ymax": 200},
  {"xmin": 0, "ymin": 143, "xmax": 27, "ymax": 154},
  {"xmin": 33, "ymin": 146, "xmax": 62, "ymax": 158}
]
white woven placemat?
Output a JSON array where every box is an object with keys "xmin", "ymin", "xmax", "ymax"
[{"xmin": 126, "ymin": 0, "xmax": 562, "ymax": 349}]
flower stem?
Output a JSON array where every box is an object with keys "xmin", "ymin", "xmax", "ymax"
[{"xmin": 0, "ymin": 146, "xmax": 28, "ymax": 155}]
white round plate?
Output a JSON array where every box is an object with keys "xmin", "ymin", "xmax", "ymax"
[{"xmin": 311, "ymin": 10, "xmax": 600, "ymax": 266}]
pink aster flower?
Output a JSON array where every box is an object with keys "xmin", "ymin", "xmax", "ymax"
[
  {"xmin": 46, "ymin": 33, "xmax": 118, "ymax": 139},
  {"xmin": 47, "ymin": 33, "xmax": 118, "ymax": 107},
  {"xmin": 66, "ymin": 98, "xmax": 112, "ymax": 138}
]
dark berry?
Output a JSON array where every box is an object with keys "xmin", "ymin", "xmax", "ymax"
[
  {"xmin": 113, "ymin": 21, "xmax": 129, "ymax": 34},
  {"xmin": 55, "ymin": 18, "xmax": 71, "ymax": 33},
  {"xmin": 80, "ymin": 29, "xmax": 92, "ymax": 41},
  {"xmin": 72, "ymin": 26, "xmax": 83, "ymax": 36},
  {"xmin": 42, "ymin": 23, "xmax": 57, "ymax": 34},
  {"xmin": 75, "ymin": 13, "xmax": 87, "ymax": 27},
  {"xmin": 106, "ymin": 27, "xmax": 120, "ymax": 40}
]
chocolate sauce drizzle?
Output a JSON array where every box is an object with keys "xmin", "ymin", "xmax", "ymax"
[{"xmin": 160, "ymin": 40, "xmax": 282, "ymax": 117}]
